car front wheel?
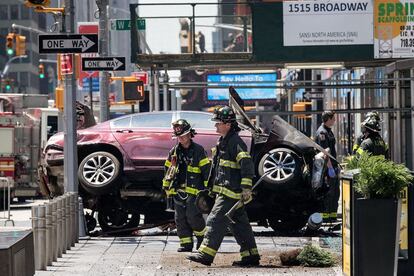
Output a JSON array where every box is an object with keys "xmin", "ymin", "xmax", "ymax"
[
  {"xmin": 258, "ymin": 147, "xmax": 302, "ymax": 187},
  {"xmin": 78, "ymin": 151, "xmax": 121, "ymax": 195}
]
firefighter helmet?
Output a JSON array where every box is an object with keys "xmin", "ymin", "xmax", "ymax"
[
  {"xmin": 195, "ymin": 190, "xmax": 215, "ymax": 214},
  {"xmin": 361, "ymin": 117, "xmax": 381, "ymax": 132},
  {"xmin": 365, "ymin": 111, "xmax": 381, "ymax": 122},
  {"xmin": 211, "ymin": 105, "xmax": 236, "ymax": 123},
  {"xmin": 172, "ymin": 119, "xmax": 195, "ymax": 137}
]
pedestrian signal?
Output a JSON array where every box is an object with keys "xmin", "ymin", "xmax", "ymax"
[
  {"xmin": 123, "ymin": 80, "xmax": 145, "ymax": 102},
  {"xmin": 39, "ymin": 64, "xmax": 45, "ymax": 79},
  {"xmin": 15, "ymin": 35, "xmax": 26, "ymax": 56},
  {"xmin": 24, "ymin": 0, "xmax": 51, "ymax": 8},
  {"xmin": 6, "ymin": 33, "xmax": 14, "ymax": 56}
]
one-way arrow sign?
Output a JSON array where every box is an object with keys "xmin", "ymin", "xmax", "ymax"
[
  {"xmin": 39, "ymin": 34, "xmax": 99, "ymax": 54},
  {"xmin": 82, "ymin": 57, "xmax": 126, "ymax": 71}
]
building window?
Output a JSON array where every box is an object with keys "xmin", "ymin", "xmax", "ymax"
[
  {"xmin": 10, "ymin": 5, "xmax": 19, "ymax": 20},
  {"xmin": 21, "ymin": 5, "xmax": 30, "ymax": 20},
  {"xmin": 0, "ymin": 5, "xmax": 8, "ymax": 20}
]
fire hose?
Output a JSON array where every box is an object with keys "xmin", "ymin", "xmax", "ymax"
[{"xmin": 225, "ymin": 171, "xmax": 271, "ymax": 224}]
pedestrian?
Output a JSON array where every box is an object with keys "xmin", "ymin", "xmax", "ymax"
[
  {"xmin": 197, "ymin": 31, "xmax": 206, "ymax": 53},
  {"xmin": 314, "ymin": 110, "xmax": 340, "ymax": 223},
  {"xmin": 356, "ymin": 115, "xmax": 389, "ymax": 158},
  {"xmin": 187, "ymin": 106, "xmax": 260, "ymax": 267},
  {"xmin": 352, "ymin": 111, "xmax": 381, "ymax": 154},
  {"xmin": 162, "ymin": 119, "xmax": 210, "ymax": 252}
]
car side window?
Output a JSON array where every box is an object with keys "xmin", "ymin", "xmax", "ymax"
[
  {"xmin": 179, "ymin": 112, "xmax": 215, "ymax": 130},
  {"xmin": 111, "ymin": 117, "xmax": 131, "ymax": 128},
  {"xmin": 131, "ymin": 113, "xmax": 172, "ymax": 128}
]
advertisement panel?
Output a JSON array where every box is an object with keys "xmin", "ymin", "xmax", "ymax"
[
  {"xmin": 207, "ymin": 73, "xmax": 278, "ymax": 101},
  {"xmin": 374, "ymin": 0, "xmax": 414, "ymax": 58},
  {"xmin": 283, "ymin": 0, "xmax": 373, "ymax": 46}
]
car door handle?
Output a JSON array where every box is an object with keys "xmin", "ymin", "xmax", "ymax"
[{"xmin": 116, "ymin": 129, "xmax": 133, "ymax": 133}]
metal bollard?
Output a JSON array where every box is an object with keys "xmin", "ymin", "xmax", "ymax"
[
  {"xmin": 56, "ymin": 197, "xmax": 63, "ymax": 257},
  {"xmin": 45, "ymin": 203, "xmax": 53, "ymax": 266},
  {"xmin": 61, "ymin": 195, "xmax": 67, "ymax": 254},
  {"xmin": 33, "ymin": 205, "xmax": 47, "ymax": 270},
  {"xmin": 70, "ymin": 193, "xmax": 77, "ymax": 246},
  {"xmin": 78, "ymin": 197, "xmax": 87, "ymax": 237},
  {"xmin": 75, "ymin": 195, "xmax": 80, "ymax": 242},
  {"xmin": 51, "ymin": 200, "xmax": 58, "ymax": 262},
  {"xmin": 65, "ymin": 194, "xmax": 71, "ymax": 250}
]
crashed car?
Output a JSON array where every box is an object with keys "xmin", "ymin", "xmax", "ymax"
[{"xmin": 41, "ymin": 90, "xmax": 330, "ymax": 233}]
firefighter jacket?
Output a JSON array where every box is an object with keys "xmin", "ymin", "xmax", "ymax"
[
  {"xmin": 210, "ymin": 129, "xmax": 255, "ymax": 200},
  {"xmin": 315, "ymin": 124, "xmax": 338, "ymax": 167},
  {"xmin": 357, "ymin": 133, "xmax": 389, "ymax": 159},
  {"xmin": 162, "ymin": 141, "xmax": 210, "ymax": 196}
]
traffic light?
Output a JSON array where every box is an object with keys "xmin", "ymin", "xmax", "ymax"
[
  {"xmin": 6, "ymin": 33, "xmax": 15, "ymax": 56},
  {"xmin": 2, "ymin": 78, "xmax": 13, "ymax": 92},
  {"xmin": 123, "ymin": 80, "xmax": 145, "ymax": 102},
  {"xmin": 55, "ymin": 86, "xmax": 64, "ymax": 110},
  {"xmin": 15, "ymin": 35, "xmax": 26, "ymax": 56},
  {"xmin": 38, "ymin": 64, "xmax": 45, "ymax": 79},
  {"xmin": 24, "ymin": 0, "xmax": 51, "ymax": 8}
]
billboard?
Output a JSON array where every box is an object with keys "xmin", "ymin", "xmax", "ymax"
[
  {"xmin": 374, "ymin": 0, "xmax": 414, "ymax": 58},
  {"xmin": 283, "ymin": 0, "xmax": 373, "ymax": 46},
  {"xmin": 207, "ymin": 73, "xmax": 278, "ymax": 101}
]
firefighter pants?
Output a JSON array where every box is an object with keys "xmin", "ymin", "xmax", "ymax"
[
  {"xmin": 174, "ymin": 195, "xmax": 206, "ymax": 247},
  {"xmin": 197, "ymin": 194, "xmax": 259, "ymax": 262},
  {"xmin": 323, "ymin": 176, "xmax": 340, "ymax": 220}
]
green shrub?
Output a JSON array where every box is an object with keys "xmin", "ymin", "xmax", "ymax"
[
  {"xmin": 297, "ymin": 244, "xmax": 335, "ymax": 267},
  {"xmin": 344, "ymin": 152, "xmax": 412, "ymax": 199}
]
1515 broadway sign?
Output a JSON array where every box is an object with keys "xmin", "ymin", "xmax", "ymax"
[
  {"xmin": 374, "ymin": 0, "xmax": 414, "ymax": 58},
  {"xmin": 283, "ymin": 0, "xmax": 373, "ymax": 46}
]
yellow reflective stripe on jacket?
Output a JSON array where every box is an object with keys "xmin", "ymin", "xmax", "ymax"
[
  {"xmin": 241, "ymin": 178, "xmax": 252, "ymax": 187},
  {"xmin": 199, "ymin": 157, "xmax": 210, "ymax": 167},
  {"xmin": 203, "ymin": 180, "xmax": 208, "ymax": 187},
  {"xmin": 165, "ymin": 160, "xmax": 172, "ymax": 167},
  {"xmin": 251, "ymin": 248, "xmax": 259, "ymax": 255},
  {"xmin": 162, "ymin": 179, "xmax": 170, "ymax": 188},
  {"xmin": 180, "ymin": 237, "xmax": 192, "ymax": 244},
  {"xmin": 219, "ymin": 159, "xmax": 240, "ymax": 169},
  {"xmin": 199, "ymin": 245, "xmax": 217, "ymax": 257},
  {"xmin": 185, "ymin": 186, "xmax": 200, "ymax": 195},
  {"xmin": 236, "ymin": 151, "xmax": 251, "ymax": 163},
  {"xmin": 212, "ymin": 185, "xmax": 241, "ymax": 199},
  {"xmin": 240, "ymin": 250, "xmax": 250, "ymax": 257},
  {"xmin": 187, "ymin": 165, "xmax": 201, "ymax": 173},
  {"xmin": 352, "ymin": 144, "xmax": 359, "ymax": 151},
  {"xmin": 356, "ymin": 147, "xmax": 364, "ymax": 155},
  {"xmin": 193, "ymin": 227, "xmax": 206, "ymax": 237},
  {"xmin": 165, "ymin": 188, "xmax": 176, "ymax": 196}
]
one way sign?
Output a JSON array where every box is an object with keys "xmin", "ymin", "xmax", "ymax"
[
  {"xmin": 39, "ymin": 34, "xmax": 98, "ymax": 54},
  {"xmin": 82, "ymin": 57, "xmax": 126, "ymax": 71}
]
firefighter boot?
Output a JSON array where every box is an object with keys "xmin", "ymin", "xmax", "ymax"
[
  {"xmin": 186, "ymin": 253, "xmax": 212, "ymax": 266},
  {"xmin": 196, "ymin": 236, "xmax": 204, "ymax": 250},
  {"xmin": 177, "ymin": 244, "xmax": 193, "ymax": 252},
  {"xmin": 232, "ymin": 255, "xmax": 260, "ymax": 267}
]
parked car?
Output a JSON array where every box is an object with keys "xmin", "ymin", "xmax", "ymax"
[{"xmin": 40, "ymin": 91, "xmax": 330, "ymax": 233}]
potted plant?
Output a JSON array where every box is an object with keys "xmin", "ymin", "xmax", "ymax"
[{"xmin": 344, "ymin": 152, "xmax": 412, "ymax": 276}]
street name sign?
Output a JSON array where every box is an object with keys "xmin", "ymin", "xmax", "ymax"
[
  {"xmin": 82, "ymin": 57, "xmax": 126, "ymax": 71},
  {"xmin": 39, "ymin": 34, "xmax": 99, "ymax": 54},
  {"xmin": 110, "ymin": 19, "xmax": 146, "ymax": 31}
]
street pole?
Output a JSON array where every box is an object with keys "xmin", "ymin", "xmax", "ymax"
[
  {"xmin": 96, "ymin": 0, "xmax": 110, "ymax": 122},
  {"xmin": 63, "ymin": 0, "xmax": 78, "ymax": 194},
  {"xmin": 163, "ymin": 68, "xmax": 169, "ymax": 111}
]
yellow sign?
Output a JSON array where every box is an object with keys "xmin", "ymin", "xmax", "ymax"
[
  {"xmin": 399, "ymin": 187, "xmax": 408, "ymax": 258},
  {"xmin": 342, "ymin": 179, "xmax": 351, "ymax": 276}
]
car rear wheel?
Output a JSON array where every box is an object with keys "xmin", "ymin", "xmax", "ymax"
[
  {"xmin": 98, "ymin": 206, "xmax": 140, "ymax": 233},
  {"xmin": 268, "ymin": 215, "xmax": 308, "ymax": 234},
  {"xmin": 78, "ymin": 151, "xmax": 121, "ymax": 195},
  {"xmin": 258, "ymin": 148, "xmax": 302, "ymax": 187}
]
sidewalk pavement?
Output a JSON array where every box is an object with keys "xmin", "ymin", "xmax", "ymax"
[{"xmin": 1, "ymin": 202, "xmax": 342, "ymax": 276}]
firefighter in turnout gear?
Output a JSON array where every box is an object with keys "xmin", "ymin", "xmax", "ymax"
[
  {"xmin": 314, "ymin": 111, "xmax": 340, "ymax": 223},
  {"xmin": 352, "ymin": 111, "xmax": 381, "ymax": 154},
  {"xmin": 356, "ymin": 115, "xmax": 389, "ymax": 158},
  {"xmin": 163, "ymin": 119, "xmax": 210, "ymax": 252},
  {"xmin": 187, "ymin": 106, "xmax": 260, "ymax": 267}
]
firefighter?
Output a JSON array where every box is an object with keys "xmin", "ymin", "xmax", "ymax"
[
  {"xmin": 162, "ymin": 119, "xmax": 210, "ymax": 252},
  {"xmin": 352, "ymin": 111, "xmax": 381, "ymax": 154},
  {"xmin": 356, "ymin": 116, "xmax": 389, "ymax": 158},
  {"xmin": 314, "ymin": 110, "xmax": 340, "ymax": 223},
  {"xmin": 187, "ymin": 106, "xmax": 259, "ymax": 267}
]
